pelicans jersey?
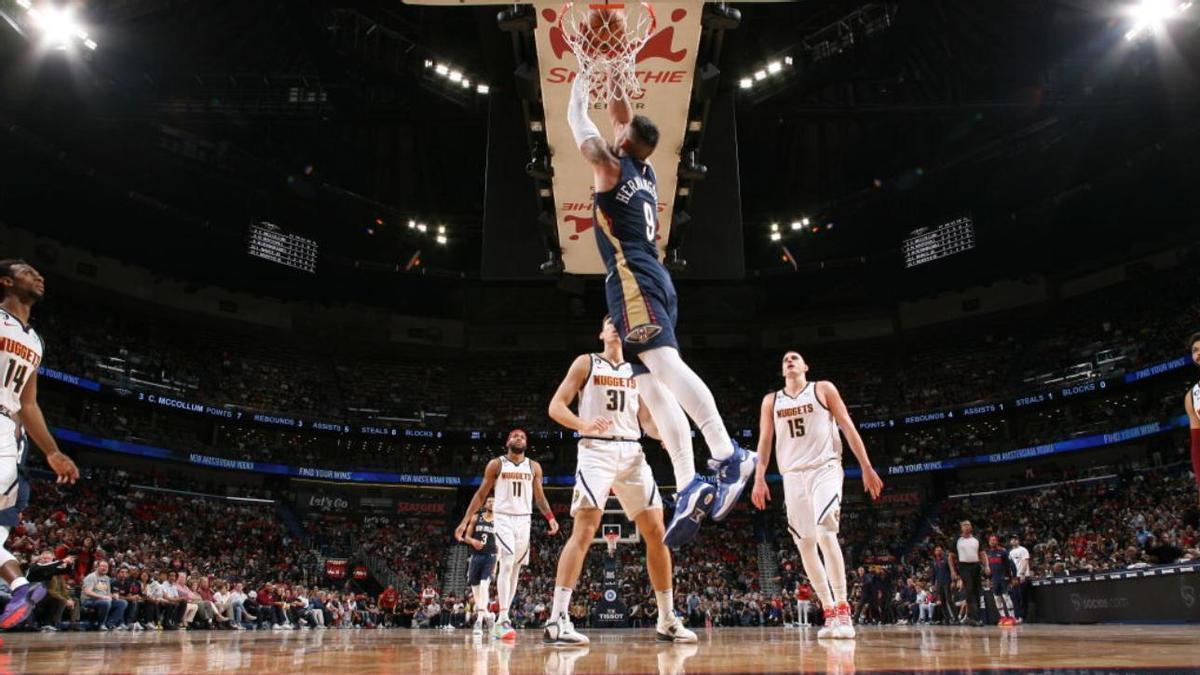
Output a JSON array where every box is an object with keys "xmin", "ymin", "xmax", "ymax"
[
  {"xmin": 773, "ymin": 382, "xmax": 842, "ymax": 473},
  {"xmin": 593, "ymin": 155, "xmax": 678, "ymax": 366},
  {"xmin": 593, "ymin": 155, "xmax": 660, "ymax": 270},
  {"xmin": 774, "ymin": 382, "xmax": 845, "ymax": 541},
  {"xmin": 578, "ymin": 355, "xmax": 640, "ymax": 441},
  {"xmin": 472, "ymin": 512, "xmax": 497, "ymax": 556}
]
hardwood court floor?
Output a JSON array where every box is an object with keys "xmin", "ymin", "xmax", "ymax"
[{"xmin": 1, "ymin": 624, "xmax": 1198, "ymax": 674}]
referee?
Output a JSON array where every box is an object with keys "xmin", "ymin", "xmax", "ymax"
[{"xmin": 949, "ymin": 520, "xmax": 986, "ymax": 626}]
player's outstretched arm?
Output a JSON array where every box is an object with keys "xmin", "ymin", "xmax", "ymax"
[
  {"xmin": 19, "ymin": 370, "xmax": 78, "ymax": 484},
  {"xmin": 1186, "ymin": 391, "xmax": 1200, "ymax": 494},
  {"xmin": 531, "ymin": 460, "xmax": 559, "ymax": 536},
  {"xmin": 455, "ymin": 459, "xmax": 500, "ymax": 542},
  {"xmin": 568, "ymin": 73, "xmax": 620, "ymax": 176},
  {"xmin": 549, "ymin": 354, "xmax": 612, "ymax": 437},
  {"xmin": 817, "ymin": 381, "xmax": 883, "ymax": 500},
  {"xmin": 751, "ymin": 393, "xmax": 776, "ymax": 510},
  {"xmin": 607, "ymin": 89, "xmax": 633, "ymax": 140}
]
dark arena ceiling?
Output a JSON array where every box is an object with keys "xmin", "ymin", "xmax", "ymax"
[{"xmin": 0, "ymin": 0, "xmax": 1198, "ymax": 311}]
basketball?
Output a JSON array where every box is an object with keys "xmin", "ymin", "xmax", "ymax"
[{"xmin": 584, "ymin": 7, "xmax": 626, "ymax": 55}]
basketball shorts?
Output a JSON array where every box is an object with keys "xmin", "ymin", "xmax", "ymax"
[
  {"xmin": 0, "ymin": 419, "xmax": 27, "ymax": 529},
  {"xmin": 570, "ymin": 439, "xmax": 662, "ymax": 520},
  {"xmin": 466, "ymin": 553, "xmax": 497, "ymax": 585},
  {"xmin": 782, "ymin": 460, "xmax": 844, "ymax": 542},
  {"xmin": 603, "ymin": 258, "xmax": 679, "ymax": 375},
  {"xmin": 492, "ymin": 514, "xmax": 530, "ymax": 567}
]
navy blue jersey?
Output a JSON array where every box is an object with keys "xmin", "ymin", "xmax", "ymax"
[
  {"xmin": 593, "ymin": 155, "xmax": 661, "ymax": 271},
  {"xmin": 987, "ymin": 548, "xmax": 1014, "ymax": 586},
  {"xmin": 472, "ymin": 513, "xmax": 497, "ymax": 556}
]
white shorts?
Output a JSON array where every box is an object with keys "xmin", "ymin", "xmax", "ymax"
[
  {"xmin": 782, "ymin": 460, "xmax": 844, "ymax": 541},
  {"xmin": 570, "ymin": 439, "xmax": 662, "ymax": 520},
  {"xmin": 492, "ymin": 514, "xmax": 530, "ymax": 567}
]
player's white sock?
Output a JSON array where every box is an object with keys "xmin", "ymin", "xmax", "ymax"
[
  {"xmin": 797, "ymin": 538, "xmax": 835, "ymax": 607},
  {"xmin": 552, "ymin": 586, "xmax": 573, "ymax": 620},
  {"xmin": 476, "ymin": 580, "xmax": 490, "ymax": 616},
  {"xmin": 635, "ymin": 373, "xmax": 696, "ymax": 485},
  {"xmin": 639, "ymin": 348, "xmax": 734, "ymax": 461},
  {"xmin": 995, "ymin": 596, "xmax": 1008, "ymax": 618},
  {"xmin": 817, "ymin": 528, "xmax": 848, "ymax": 604},
  {"xmin": 9, "ymin": 576, "xmax": 27, "ymax": 591},
  {"xmin": 655, "ymin": 588, "xmax": 675, "ymax": 624}
]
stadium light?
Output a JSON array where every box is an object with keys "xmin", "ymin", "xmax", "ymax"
[
  {"xmin": 448, "ymin": 70, "xmax": 463, "ymax": 83},
  {"xmin": 1125, "ymin": 0, "xmax": 1192, "ymax": 40},
  {"xmin": 21, "ymin": 3, "xmax": 97, "ymax": 51},
  {"xmin": 754, "ymin": 70, "xmax": 767, "ymax": 81},
  {"xmin": 791, "ymin": 221, "xmax": 802, "ymax": 231},
  {"xmin": 769, "ymin": 232, "xmax": 782, "ymax": 242},
  {"xmin": 476, "ymin": 83, "xmax": 490, "ymax": 94},
  {"xmin": 435, "ymin": 235, "xmax": 448, "ymax": 245},
  {"xmin": 435, "ymin": 63, "xmax": 449, "ymax": 76},
  {"xmin": 739, "ymin": 77, "xmax": 753, "ymax": 89},
  {"xmin": 417, "ymin": 223, "xmax": 427, "ymax": 233},
  {"xmin": 767, "ymin": 61, "xmax": 782, "ymax": 74}
]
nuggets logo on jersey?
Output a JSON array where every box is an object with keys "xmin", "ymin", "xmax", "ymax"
[
  {"xmin": 773, "ymin": 383, "xmax": 841, "ymax": 473},
  {"xmin": 579, "ymin": 356, "xmax": 640, "ymax": 441},
  {"xmin": 0, "ymin": 309, "xmax": 42, "ymax": 416},
  {"xmin": 1192, "ymin": 382, "xmax": 1199, "ymax": 415},
  {"xmin": 494, "ymin": 456, "xmax": 533, "ymax": 517}
]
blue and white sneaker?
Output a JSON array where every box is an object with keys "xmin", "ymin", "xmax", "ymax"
[
  {"xmin": 662, "ymin": 478, "xmax": 716, "ymax": 548},
  {"xmin": 708, "ymin": 443, "xmax": 758, "ymax": 521}
]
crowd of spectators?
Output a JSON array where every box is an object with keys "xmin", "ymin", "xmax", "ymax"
[{"xmin": 30, "ymin": 259, "xmax": 1200, "ymax": 435}]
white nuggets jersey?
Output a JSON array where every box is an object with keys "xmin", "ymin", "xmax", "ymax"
[
  {"xmin": 1192, "ymin": 382, "xmax": 1200, "ymax": 415},
  {"xmin": 0, "ymin": 309, "xmax": 42, "ymax": 416},
  {"xmin": 493, "ymin": 456, "xmax": 534, "ymax": 516},
  {"xmin": 773, "ymin": 382, "xmax": 842, "ymax": 473},
  {"xmin": 578, "ymin": 355, "xmax": 640, "ymax": 441}
]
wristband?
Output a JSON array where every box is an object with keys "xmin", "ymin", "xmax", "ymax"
[{"xmin": 544, "ymin": 513, "xmax": 557, "ymax": 523}]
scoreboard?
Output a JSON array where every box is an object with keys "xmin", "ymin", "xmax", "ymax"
[
  {"xmin": 247, "ymin": 221, "xmax": 318, "ymax": 273},
  {"xmin": 903, "ymin": 215, "xmax": 976, "ymax": 269}
]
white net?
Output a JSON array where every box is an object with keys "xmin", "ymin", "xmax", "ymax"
[{"xmin": 558, "ymin": 2, "xmax": 656, "ymax": 102}]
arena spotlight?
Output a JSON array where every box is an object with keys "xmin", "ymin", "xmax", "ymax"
[
  {"xmin": 739, "ymin": 77, "xmax": 753, "ymax": 89},
  {"xmin": 1125, "ymin": 0, "xmax": 1193, "ymax": 40},
  {"xmin": 18, "ymin": 2, "xmax": 98, "ymax": 51},
  {"xmin": 770, "ymin": 232, "xmax": 782, "ymax": 242},
  {"xmin": 435, "ymin": 234, "xmax": 448, "ymax": 245},
  {"xmin": 790, "ymin": 221, "xmax": 802, "ymax": 231},
  {"xmin": 476, "ymin": 84, "xmax": 490, "ymax": 94}
]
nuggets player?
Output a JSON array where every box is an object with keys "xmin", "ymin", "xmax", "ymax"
[
  {"xmin": 1187, "ymin": 332, "xmax": 1200, "ymax": 501},
  {"xmin": 0, "ymin": 260, "xmax": 80, "ymax": 630},
  {"xmin": 750, "ymin": 352, "xmax": 883, "ymax": 639},
  {"xmin": 455, "ymin": 429, "xmax": 558, "ymax": 640},
  {"xmin": 463, "ymin": 496, "xmax": 498, "ymax": 636},
  {"xmin": 567, "ymin": 61, "xmax": 755, "ymax": 548},
  {"xmin": 543, "ymin": 316, "xmax": 696, "ymax": 645}
]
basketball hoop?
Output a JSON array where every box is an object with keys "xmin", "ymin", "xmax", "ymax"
[
  {"xmin": 558, "ymin": 2, "xmax": 657, "ymax": 103},
  {"xmin": 604, "ymin": 530, "xmax": 620, "ymax": 555}
]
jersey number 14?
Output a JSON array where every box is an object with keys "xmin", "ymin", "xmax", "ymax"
[{"xmin": 2, "ymin": 359, "xmax": 29, "ymax": 397}]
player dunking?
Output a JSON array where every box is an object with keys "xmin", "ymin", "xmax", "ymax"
[
  {"xmin": 751, "ymin": 352, "xmax": 883, "ymax": 639},
  {"xmin": 455, "ymin": 429, "xmax": 558, "ymax": 640},
  {"xmin": 1186, "ymin": 332, "xmax": 1200, "ymax": 502},
  {"xmin": 0, "ymin": 260, "xmax": 80, "ymax": 630},
  {"xmin": 566, "ymin": 60, "xmax": 756, "ymax": 549},
  {"xmin": 463, "ymin": 496, "xmax": 498, "ymax": 636},
  {"xmin": 543, "ymin": 316, "xmax": 696, "ymax": 645}
]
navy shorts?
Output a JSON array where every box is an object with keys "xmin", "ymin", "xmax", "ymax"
[
  {"xmin": 604, "ymin": 258, "xmax": 679, "ymax": 375},
  {"xmin": 467, "ymin": 553, "xmax": 496, "ymax": 585},
  {"xmin": 0, "ymin": 474, "xmax": 29, "ymax": 528}
]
